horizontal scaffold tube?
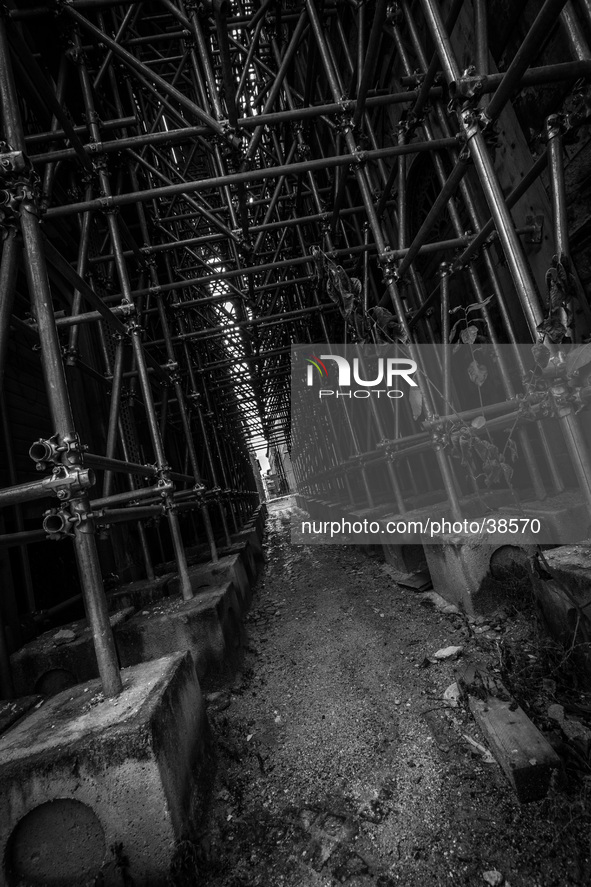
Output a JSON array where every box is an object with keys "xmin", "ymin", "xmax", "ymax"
[{"xmin": 43, "ymin": 139, "xmax": 460, "ymax": 219}]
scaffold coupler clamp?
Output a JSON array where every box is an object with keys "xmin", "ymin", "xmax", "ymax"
[
  {"xmin": 29, "ymin": 431, "xmax": 85, "ymax": 471},
  {"xmin": 193, "ymin": 482, "xmax": 207, "ymax": 501},
  {"xmin": 0, "ymin": 146, "xmax": 39, "ymax": 230},
  {"xmin": 42, "ymin": 506, "xmax": 82, "ymax": 541},
  {"xmin": 157, "ymin": 478, "xmax": 175, "ymax": 498},
  {"xmin": 165, "ymin": 359, "xmax": 181, "ymax": 384},
  {"xmin": 448, "ymin": 66, "xmax": 487, "ymax": 112},
  {"xmin": 46, "ymin": 465, "xmax": 95, "ymax": 501}
]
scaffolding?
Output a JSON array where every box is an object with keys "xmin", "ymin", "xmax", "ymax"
[{"xmin": 1, "ymin": 0, "xmax": 591, "ymax": 697}]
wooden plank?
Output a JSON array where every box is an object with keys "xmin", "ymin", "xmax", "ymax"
[{"xmin": 469, "ymin": 695, "xmax": 562, "ymax": 802}]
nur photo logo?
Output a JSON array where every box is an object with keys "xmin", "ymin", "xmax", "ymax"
[{"xmin": 305, "ymin": 353, "xmax": 418, "ymax": 399}]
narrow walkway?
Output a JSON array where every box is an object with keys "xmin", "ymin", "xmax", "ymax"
[{"xmin": 190, "ymin": 499, "xmax": 589, "ymax": 887}]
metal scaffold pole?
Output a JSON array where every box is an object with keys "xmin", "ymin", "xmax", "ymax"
[{"xmin": 0, "ymin": 0, "xmax": 589, "ymax": 653}]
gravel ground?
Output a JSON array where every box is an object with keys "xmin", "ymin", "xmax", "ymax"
[{"xmin": 173, "ymin": 498, "xmax": 591, "ymax": 887}]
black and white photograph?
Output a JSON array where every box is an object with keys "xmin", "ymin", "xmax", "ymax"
[{"xmin": 1, "ymin": 0, "xmax": 591, "ymax": 884}]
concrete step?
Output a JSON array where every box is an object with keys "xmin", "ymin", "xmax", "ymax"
[
  {"xmin": 0, "ymin": 653, "xmax": 207, "ymax": 886},
  {"xmin": 231, "ymin": 528, "xmax": 263, "ymax": 560},
  {"xmin": 168, "ymin": 552, "xmax": 252, "ymax": 609},
  {"xmin": 530, "ymin": 543, "xmax": 591, "ymax": 676},
  {"xmin": 110, "ymin": 552, "xmax": 251, "ymax": 613},
  {"xmin": 0, "ymin": 696, "xmax": 42, "ymax": 738},
  {"xmin": 218, "ymin": 540, "xmax": 259, "ymax": 582},
  {"xmin": 116, "ymin": 580, "xmax": 244, "ymax": 679},
  {"xmin": 11, "ymin": 577, "xmax": 246, "ymax": 695},
  {"xmin": 107, "ymin": 574, "xmax": 176, "ymax": 613},
  {"xmin": 10, "ymin": 608, "xmax": 136, "ymax": 698}
]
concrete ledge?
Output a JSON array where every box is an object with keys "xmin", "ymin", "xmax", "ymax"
[
  {"xmin": 241, "ymin": 516, "xmax": 263, "ymax": 542},
  {"xmin": 116, "ymin": 581, "xmax": 244, "ymax": 679},
  {"xmin": 0, "ymin": 653, "xmax": 207, "ymax": 887},
  {"xmin": 0, "ymin": 697, "xmax": 42, "ymax": 738},
  {"xmin": 11, "ymin": 572, "xmax": 248, "ymax": 694},
  {"xmin": 381, "ymin": 543, "xmax": 427, "ymax": 574},
  {"xmin": 424, "ymin": 537, "xmax": 534, "ymax": 615},
  {"xmin": 10, "ymin": 608, "xmax": 135, "ymax": 699},
  {"xmin": 219, "ymin": 540, "xmax": 258, "ymax": 582},
  {"xmin": 502, "ymin": 493, "xmax": 591, "ymax": 545},
  {"xmin": 108, "ymin": 573, "xmax": 176, "ymax": 613},
  {"xmin": 108, "ymin": 550, "xmax": 254, "ymax": 615},
  {"xmin": 231, "ymin": 527, "xmax": 263, "ymax": 560},
  {"xmin": 166, "ymin": 552, "xmax": 252, "ymax": 610},
  {"xmin": 258, "ymin": 503, "xmax": 268, "ymax": 521},
  {"xmin": 530, "ymin": 543, "xmax": 591, "ymax": 675},
  {"xmin": 537, "ymin": 543, "xmax": 591, "ymax": 598},
  {"xmin": 247, "ymin": 504, "xmax": 266, "ymax": 535}
]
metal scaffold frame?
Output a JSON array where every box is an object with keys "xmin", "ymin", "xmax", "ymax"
[{"xmin": 1, "ymin": 0, "xmax": 591, "ymax": 696}]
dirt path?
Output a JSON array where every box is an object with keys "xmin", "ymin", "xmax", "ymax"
[{"xmin": 182, "ymin": 498, "xmax": 591, "ymax": 887}]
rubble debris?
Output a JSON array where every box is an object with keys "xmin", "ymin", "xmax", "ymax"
[
  {"xmin": 52, "ymin": 629, "xmax": 77, "ymax": 646},
  {"xmin": 482, "ymin": 870, "xmax": 504, "ymax": 886},
  {"xmin": 443, "ymin": 682, "xmax": 460, "ymax": 708},
  {"xmin": 463, "ymin": 733, "xmax": 496, "ymax": 764},
  {"xmin": 192, "ymin": 503, "xmax": 591, "ymax": 886},
  {"xmin": 457, "ymin": 661, "xmax": 511, "ymax": 702},
  {"xmin": 206, "ymin": 691, "xmax": 232, "ymax": 712},
  {"xmin": 547, "ymin": 703, "xmax": 591, "ymax": 742},
  {"xmin": 394, "ymin": 571, "xmax": 433, "ymax": 592},
  {"xmin": 381, "ymin": 565, "xmax": 432, "ymax": 591},
  {"xmin": 417, "ymin": 591, "xmax": 461, "ymax": 615},
  {"xmin": 433, "ymin": 645, "xmax": 463, "ymax": 660}
]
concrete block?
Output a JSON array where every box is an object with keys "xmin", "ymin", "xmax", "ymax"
[
  {"xmin": 530, "ymin": 544, "xmax": 591, "ymax": 676},
  {"xmin": 503, "ymin": 493, "xmax": 591, "ymax": 545},
  {"xmin": 0, "ymin": 653, "xmax": 207, "ymax": 886},
  {"xmin": 12, "ymin": 571, "xmax": 247, "ymax": 694},
  {"xmin": 248, "ymin": 505, "xmax": 266, "ymax": 535},
  {"xmin": 306, "ymin": 498, "xmax": 324, "ymax": 517},
  {"xmin": 231, "ymin": 527, "xmax": 263, "ymax": 560},
  {"xmin": 166, "ymin": 552, "xmax": 251, "ymax": 610},
  {"xmin": 10, "ymin": 608, "xmax": 136, "ymax": 699},
  {"xmin": 116, "ymin": 581, "xmax": 244, "ymax": 679},
  {"xmin": 536, "ymin": 543, "xmax": 591, "ymax": 597},
  {"xmin": 258, "ymin": 502, "xmax": 268, "ymax": 518},
  {"xmin": 240, "ymin": 518, "xmax": 261, "ymax": 544},
  {"xmin": 304, "ymin": 498, "xmax": 336, "ymax": 522},
  {"xmin": 108, "ymin": 573, "xmax": 175, "ymax": 613},
  {"xmin": 219, "ymin": 540, "xmax": 258, "ymax": 582},
  {"xmin": 161, "ymin": 542, "xmax": 257, "ymax": 590},
  {"xmin": 382, "ymin": 543, "xmax": 427, "ymax": 575},
  {"xmin": 0, "ymin": 697, "xmax": 42, "ymax": 738},
  {"xmin": 424, "ymin": 537, "xmax": 533, "ymax": 615}
]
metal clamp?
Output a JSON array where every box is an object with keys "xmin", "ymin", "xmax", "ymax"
[
  {"xmin": 43, "ymin": 507, "xmax": 80, "ymax": 540},
  {"xmin": 29, "ymin": 431, "xmax": 84, "ymax": 470},
  {"xmin": 156, "ymin": 478, "xmax": 174, "ymax": 497},
  {"xmin": 379, "ymin": 252, "xmax": 400, "ymax": 284},
  {"xmin": 165, "ymin": 359, "xmax": 181, "ymax": 383},
  {"xmin": 124, "ymin": 316, "xmax": 143, "ymax": 336},
  {"xmin": 97, "ymin": 195, "xmax": 117, "ymax": 213},
  {"xmin": 0, "ymin": 149, "xmax": 30, "ymax": 180},
  {"xmin": 38, "ymin": 465, "xmax": 95, "ymax": 503},
  {"xmin": 449, "ymin": 67, "xmax": 487, "ymax": 110}
]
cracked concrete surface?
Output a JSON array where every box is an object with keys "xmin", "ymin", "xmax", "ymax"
[{"xmin": 182, "ymin": 498, "xmax": 591, "ymax": 887}]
